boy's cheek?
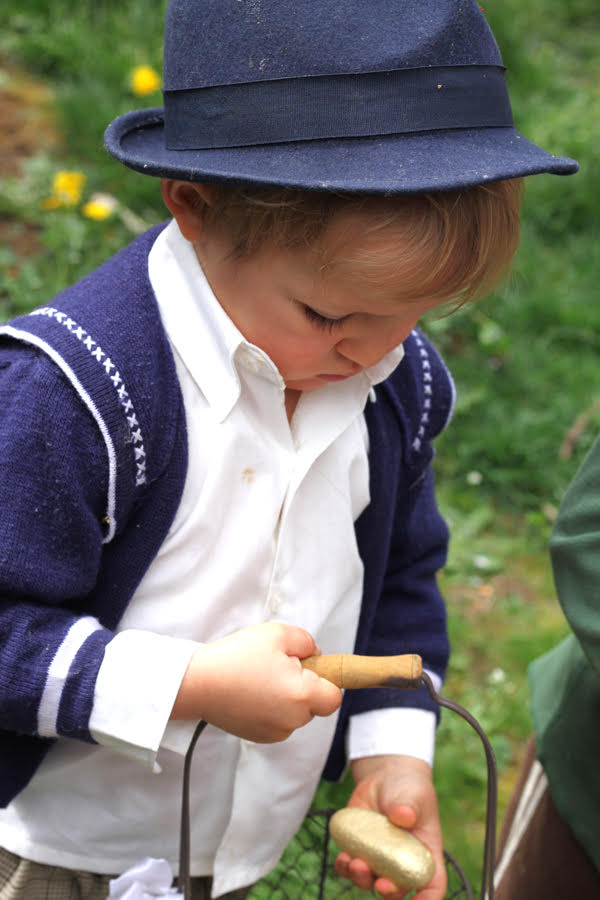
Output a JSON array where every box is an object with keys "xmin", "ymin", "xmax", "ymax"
[{"xmin": 270, "ymin": 343, "xmax": 334, "ymax": 376}]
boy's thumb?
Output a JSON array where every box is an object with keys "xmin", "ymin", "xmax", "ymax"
[
  {"xmin": 281, "ymin": 623, "xmax": 319, "ymax": 660},
  {"xmin": 386, "ymin": 801, "xmax": 418, "ymax": 830},
  {"xmin": 380, "ymin": 775, "xmax": 422, "ymax": 830}
]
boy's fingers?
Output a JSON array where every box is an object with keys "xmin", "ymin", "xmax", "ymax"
[
  {"xmin": 335, "ymin": 852, "xmax": 374, "ymax": 886},
  {"xmin": 337, "ymin": 852, "xmax": 411, "ymax": 900},
  {"xmin": 374, "ymin": 878, "xmax": 410, "ymax": 900},
  {"xmin": 303, "ymin": 667, "xmax": 343, "ymax": 717}
]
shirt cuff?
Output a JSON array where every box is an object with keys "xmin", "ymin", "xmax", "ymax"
[
  {"xmin": 347, "ymin": 706, "xmax": 437, "ymax": 768},
  {"xmin": 347, "ymin": 669, "xmax": 441, "ymax": 768},
  {"xmin": 89, "ymin": 629, "xmax": 199, "ymax": 769}
]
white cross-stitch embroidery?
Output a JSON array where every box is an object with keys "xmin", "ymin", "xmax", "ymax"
[
  {"xmin": 30, "ymin": 307, "xmax": 148, "ymax": 487},
  {"xmin": 411, "ymin": 330, "xmax": 433, "ymax": 453}
]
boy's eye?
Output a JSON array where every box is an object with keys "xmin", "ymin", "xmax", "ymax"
[{"xmin": 302, "ymin": 305, "xmax": 348, "ymax": 333}]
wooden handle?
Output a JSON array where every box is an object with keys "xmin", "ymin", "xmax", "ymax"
[{"xmin": 301, "ymin": 653, "xmax": 422, "ymax": 689}]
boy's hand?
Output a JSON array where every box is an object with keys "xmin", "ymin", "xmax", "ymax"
[
  {"xmin": 335, "ymin": 755, "xmax": 446, "ymax": 900},
  {"xmin": 170, "ymin": 622, "xmax": 342, "ymax": 742}
]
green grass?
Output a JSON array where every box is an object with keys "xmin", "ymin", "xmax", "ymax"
[{"xmin": 1, "ymin": 0, "xmax": 598, "ymax": 896}]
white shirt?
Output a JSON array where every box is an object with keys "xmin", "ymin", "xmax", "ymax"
[{"xmin": 0, "ymin": 222, "xmax": 436, "ymax": 897}]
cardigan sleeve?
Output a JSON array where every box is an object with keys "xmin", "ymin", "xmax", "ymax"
[{"xmin": 0, "ymin": 340, "xmax": 116, "ymax": 743}]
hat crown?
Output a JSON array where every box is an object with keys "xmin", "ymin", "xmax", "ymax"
[
  {"xmin": 164, "ymin": 0, "xmax": 503, "ymax": 91},
  {"xmin": 105, "ymin": 0, "xmax": 578, "ymax": 190}
]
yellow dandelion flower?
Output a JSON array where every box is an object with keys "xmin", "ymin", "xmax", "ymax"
[
  {"xmin": 82, "ymin": 193, "xmax": 118, "ymax": 221},
  {"xmin": 130, "ymin": 65, "xmax": 161, "ymax": 96},
  {"xmin": 82, "ymin": 200, "xmax": 112, "ymax": 221},
  {"xmin": 50, "ymin": 170, "xmax": 86, "ymax": 207}
]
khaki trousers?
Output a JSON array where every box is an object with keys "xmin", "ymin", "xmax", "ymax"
[{"xmin": 0, "ymin": 848, "xmax": 252, "ymax": 900}]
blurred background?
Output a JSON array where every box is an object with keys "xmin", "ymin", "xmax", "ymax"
[{"xmin": 1, "ymin": 0, "xmax": 598, "ymax": 894}]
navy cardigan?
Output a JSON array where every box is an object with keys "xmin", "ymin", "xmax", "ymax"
[{"xmin": 0, "ymin": 225, "xmax": 452, "ymax": 806}]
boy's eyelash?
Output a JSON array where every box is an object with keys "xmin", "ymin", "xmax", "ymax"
[{"xmin": 303, "ymin": 305, "xmax": 347, "ymax": 332}]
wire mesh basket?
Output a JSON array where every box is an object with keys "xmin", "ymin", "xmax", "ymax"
[
  {"xmin": 179, "ymin": 661, "xmax": 496, "ymax": 900},
  {"xmin": 248, "ymin": 808, "xmax": 472, "ymax": 899}
]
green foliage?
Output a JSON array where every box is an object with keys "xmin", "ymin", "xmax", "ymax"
[
  {"xmin": 2, "ymin": 0, "xmax": 168, "ymax": 222},
  {"xmin": 422, "ymin": 0, "xmax": 600, "ymax": 516}
]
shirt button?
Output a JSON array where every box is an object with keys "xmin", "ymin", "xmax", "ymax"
[{"xmin": 269, "ymin": 588, "xmax": 284, "ymax": 614}]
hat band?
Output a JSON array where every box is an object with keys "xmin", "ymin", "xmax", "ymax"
[{"xmin": 164, "ymin": 65, "xmax": 513, "ymax": 150}]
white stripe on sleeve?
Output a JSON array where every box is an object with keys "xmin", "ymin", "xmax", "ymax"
[{"xmin": 37, "ymin": 616, "xmax": 104, "ymax": 737}]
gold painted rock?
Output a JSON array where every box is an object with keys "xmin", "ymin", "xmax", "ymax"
[{"xmin": 329, "ymin": 808, "xmax": 435, "ymax": 890}]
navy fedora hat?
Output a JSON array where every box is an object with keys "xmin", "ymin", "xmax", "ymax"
[{"xmin": 105, "ymin": 0, "xmax": 578, "ymax": 193}]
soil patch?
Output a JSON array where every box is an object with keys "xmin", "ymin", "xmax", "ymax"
[
  {"xmin": 1, "ymin": 64, "xmax": 58, "ymax": 259},
  {"xmin": 1, "ymin": 65, "xmax": 58, "ymax": 175}
]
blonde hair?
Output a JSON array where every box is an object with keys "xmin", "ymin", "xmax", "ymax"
[{"xmin": 201, "ymin": 180, "xmax": 523, "ymax": 306}]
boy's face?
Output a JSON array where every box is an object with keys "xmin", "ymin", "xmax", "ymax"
[{"xmin": 195, "ymin": 210, "xmax": 444, "ymax": 394}]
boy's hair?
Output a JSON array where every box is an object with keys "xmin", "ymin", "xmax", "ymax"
[{"xmin": 201, "ymin": 180, "xmax": 523, "ymax": 307}]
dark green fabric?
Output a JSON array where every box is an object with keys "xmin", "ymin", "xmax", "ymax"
[{"xmin": 530, "ymin": 434, "xmax": 600, "ymax": 874}]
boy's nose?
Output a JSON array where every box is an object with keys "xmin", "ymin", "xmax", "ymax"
[{"xmin": 335, "ymin": 318, "xmax": 415, "ymax": 369}]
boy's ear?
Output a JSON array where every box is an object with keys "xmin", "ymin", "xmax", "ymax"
[{"xmin": 160, "ymin": 180, "xmax": 214, "ymax": 243}]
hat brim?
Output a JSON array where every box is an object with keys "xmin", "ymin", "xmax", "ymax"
[{"xmin": 104, "ymin": 107, "xmax": 578, "ymax": 193}]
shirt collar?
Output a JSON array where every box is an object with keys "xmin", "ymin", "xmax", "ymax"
[
  {"xmin": 149, "ymin": 220, "xmax": 405, "ymax": 420},
  {"xmin": 149, "ymin": 220, "xmax": 251, "ymax": 421},
  {"xmin": 364, "ymin": 344, "xmax": 405, "ymax": 387}
]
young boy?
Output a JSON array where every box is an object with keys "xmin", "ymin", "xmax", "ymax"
[{"xmin": 0, "ymin": 2, "xmax": 577, "ymax": 899}]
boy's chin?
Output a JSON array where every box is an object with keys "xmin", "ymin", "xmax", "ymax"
[
  {"xmin": 285, "ymin": 373, "xmax": 358, "ymax": 392},
  {"xmin": 285, "ymin": 378, "xmax": 335, "ymax": 393}
]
